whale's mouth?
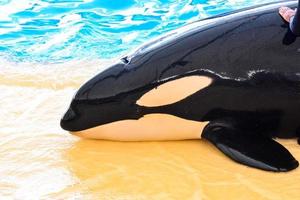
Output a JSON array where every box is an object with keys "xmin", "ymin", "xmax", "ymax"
[{"xmin": 60, "ymin": 96, "xmax": 143, "ymax": 132}]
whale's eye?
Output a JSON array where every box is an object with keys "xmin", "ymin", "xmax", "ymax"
[{"xmin": 136, "ymin": 75, "xmax": 212, "ymax": 107}]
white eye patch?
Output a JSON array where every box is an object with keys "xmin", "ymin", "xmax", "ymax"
[{"xmin": 136, "ymin": 75, "xmax": 212, "ymax": 107}]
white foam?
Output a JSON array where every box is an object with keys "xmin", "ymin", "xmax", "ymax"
[
  {"xmin": 0, "ymin": 0, "xmax": 37, "ymax": 20},
  {"xmin": 122, "ymin": 32, "xmax": 139, "ymax": 43},
  {"xmin": 58, "ymin": 13, "xmax": 82, "ymax": 27},
  {"xmin": 28, "ymin": 24, "xmax": 83, "ymax": 52}
]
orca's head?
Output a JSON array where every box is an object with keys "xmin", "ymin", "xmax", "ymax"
[
  {"xmin": 60, "ymin": 61, "xmax": 144, "ymax": 132},
  {"xmin": 60, "ymin": 60, "xmax": 213, "ymax": 140}
]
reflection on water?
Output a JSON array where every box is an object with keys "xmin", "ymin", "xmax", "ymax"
[
  {"xmin": 1, "ymin": 59, "xmax": 300, "ymax": 199},
  {"xmin": 64, "ymin": 139, "xmax": 300, "ymax": 199},
  {"xmin": 64, "ymin": 140, "xmax": 220, "ymax": 199}
]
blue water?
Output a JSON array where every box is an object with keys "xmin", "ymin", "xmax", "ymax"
[{"xmin": 0, "ymin": 0, "xmax": 273, "ymax": 63}]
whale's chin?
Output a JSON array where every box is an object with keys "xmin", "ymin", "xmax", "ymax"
[{"xmin": 70, "ymin": 114, "xmax": 209, "ymax": 141}]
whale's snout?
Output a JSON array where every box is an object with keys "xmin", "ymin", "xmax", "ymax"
[{"xmin": 60, "ymin": 61, "xmax": 129, "ymax": 132}]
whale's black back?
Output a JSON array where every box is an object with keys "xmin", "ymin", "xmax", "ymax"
[{"xmin": 73, "ymin": 1, "xmax": 300, "ymax": 101}]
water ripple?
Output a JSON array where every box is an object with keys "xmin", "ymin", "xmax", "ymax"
[{"xmin": 0, "ymin": 0, "xmax": 273, "ymax": 63}]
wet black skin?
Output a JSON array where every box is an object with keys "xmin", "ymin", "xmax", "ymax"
[{"xmin": 61, "ymin": 1, "xmax": 300, "ymax": 172}]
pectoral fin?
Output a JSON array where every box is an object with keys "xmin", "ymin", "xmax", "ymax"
[{"xmin": 202, "ymin": 121, "xmax": 299, "ymax": 172}]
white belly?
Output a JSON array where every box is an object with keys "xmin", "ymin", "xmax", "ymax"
[{"xmin": 72, "ymin": 114, "xmax": 209, "ymax": 141}]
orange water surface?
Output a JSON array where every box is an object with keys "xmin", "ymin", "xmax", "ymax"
[{"xmin": 1, "ymin": 60, "xmax": 300, "ymax": 199}]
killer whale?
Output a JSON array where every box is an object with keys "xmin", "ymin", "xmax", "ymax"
[{"xmin": 61, "ymin": 1, "xmax": 300, "ymax": 172}]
